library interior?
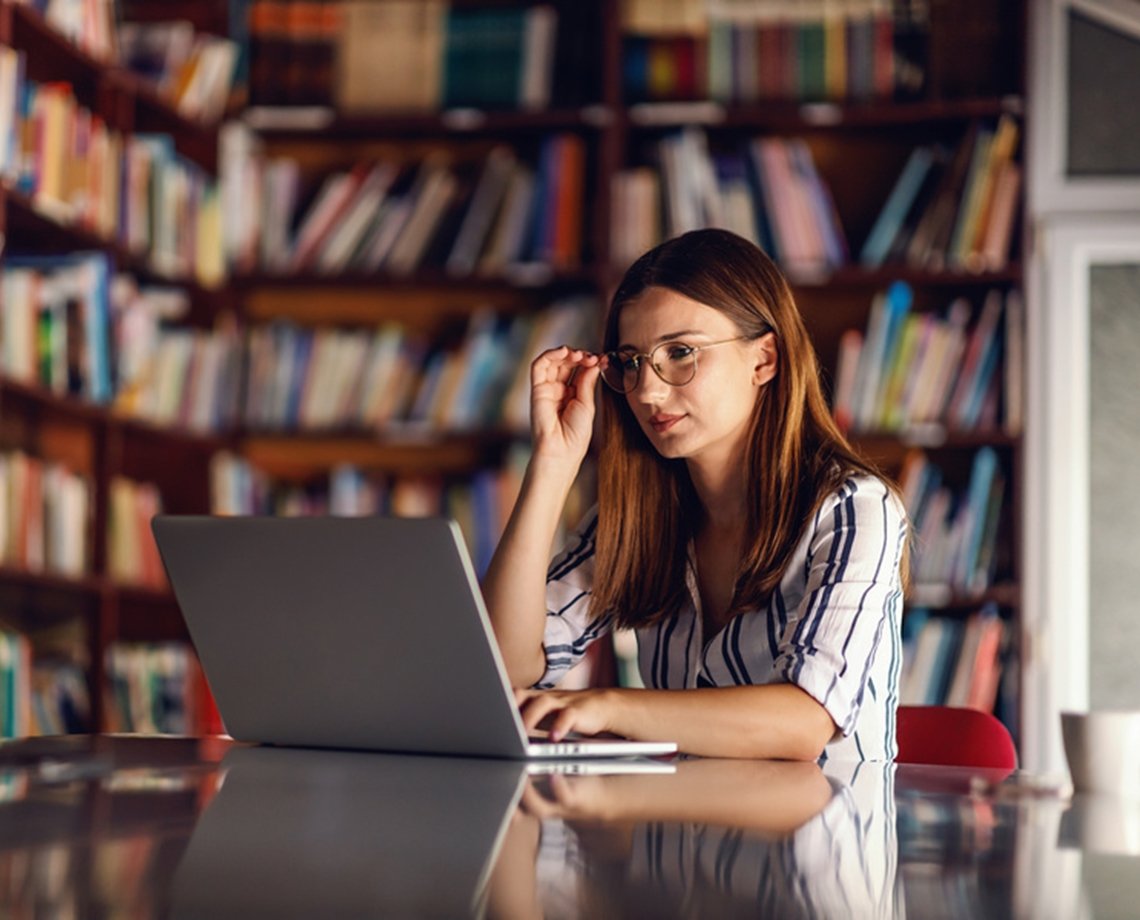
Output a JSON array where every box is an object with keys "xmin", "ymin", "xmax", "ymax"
[{"xmin": 2, "ymin": 0, "xmax": 1140, "ymax": 915}]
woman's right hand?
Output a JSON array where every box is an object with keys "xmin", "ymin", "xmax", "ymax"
[{"xmin": 529, "ymin": 346, "xmax": 603, "ymax": 465}]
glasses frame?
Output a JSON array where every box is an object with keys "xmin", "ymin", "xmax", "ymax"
[{"xmin": 600, "ymin": 335, "xmax": 752, "ymax": 394}]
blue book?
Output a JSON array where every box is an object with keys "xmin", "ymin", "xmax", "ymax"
[
  {"xmin": 856, "ymin": 280, "xmax": 912, "ymax": 428},
  {"xmin": 284, "ymin": 331, "xmax": 313, "ymax": 426},
  {"xmin": 861, "ymin": 146, "xmax": 934, "ymax": 267},
  {"xmin": 959, "ymin": 447, "xmax": 999, "ymax": 588},
  {"xmin": 746, "ymin": 139, "xmax": 782, "ymax": 262},
  {"xmin": 928, "ymin": 618, "xmax": 964, "ymax": 705}
]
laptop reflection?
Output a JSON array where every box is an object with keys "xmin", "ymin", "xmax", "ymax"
[{"xmin": 169, "ymin": 746, "xmax": 526, "ymax": 918}]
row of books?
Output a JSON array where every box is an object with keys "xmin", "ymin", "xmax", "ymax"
[
  {"xmin": 104, "ymin": 642, "xmax": 220, "ymax": 734},
  {"xmin": 612, "ymin": 129, "xmax": 846, "ymax": 274},
  {"xmin": 243, "ymin": 298, "xmax": 592, "ymax": 434},
  {"xmin": 257, "ymin": 1, "xmax": 560, "ymax": 113},
  {"xmin": 1, "ymin": 254, "xmax": 593, "ymax": 437},
  {"xmin": 624, "ymin": 0, "xmax": 901, "ymax": 104},
  {"xmin": 118, "ymin": 20, "xmax": 240, "ymax": 124},
  {"xmin": 0, "ymin": 450, "xmax": 91, "ymax": 578},
  {"xmin": 900, "ymin": 447, "xmax": 1005, "ymax": 596},
  {"xmin": 1, "ymin": 252, "xmax": 114, "ymax": 404},
  {"xmin": 222, "ymin": 127, "xmax": 585, "ymax": 277},
  {"xmin": 211, "ymin": 445, "xmax": 597, "ymax": 578},
  {"xmin": 107, "ymin": 477, "xmax": 166, "ymax": 590},
  {"xmin": 3, "ymin": 61, "xmax": 226, "ymax": 286},
  {"xmin": 860, "ymin": 115, "xmax": 1022, "ymax": 273},
  {"xmin": 900, "ymin": 604, "xmax": 1006, "ymax": 711},
  {"xmin": 0, "ymin": 625, "xmax": 93, "ymax": 739},
  {"xmin": 113, "ymin": 277, "xmax": 243, "ymax": 433},
  {"xmin": 832, "ymin": 285, "xmax": 1022, "ymax": 434}
]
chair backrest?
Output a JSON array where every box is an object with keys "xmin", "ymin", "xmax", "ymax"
[{"xmin": 896, "ymin": 705, "xmax": 1018, "ymax": 769}]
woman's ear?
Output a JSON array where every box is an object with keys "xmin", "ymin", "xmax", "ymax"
[{"xmin": 752, "ymin": 332, "xmax": 778, "ymax": 386}]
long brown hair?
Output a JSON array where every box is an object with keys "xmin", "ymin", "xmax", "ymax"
[{"xmin": 591, "ymin": 229, "xmax": 903, "ymax": 628}]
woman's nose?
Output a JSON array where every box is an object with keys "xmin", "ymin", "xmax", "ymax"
[{"xmin": 631, "ymin": 363, "xmax": 669, "ymax": 400}]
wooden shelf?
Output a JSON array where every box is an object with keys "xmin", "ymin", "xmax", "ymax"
[
  {"xmin": 9, "ymin": 2, "xmax": 107, "ymax": 88},
  {"xmin": 0, "ymin": 376, "xmax": 109, "ymax": 425},
  {"xmin": 850, "ymin": 428, "xmax": 1020, "ymax": 452},
  {"xmin": 625, "ymin": 96, "xmax": 1024, "ymax": 131},
  {"xmin": 243, "ymin": 105, "xmax": 611, "ymax": 138},
  {"xmin": 240, "ymin": 430, "xmax": 522, "ymax": 480},
  {"xmin": 231, "ymin": 265, "xmax": 599, "ymax": 294},
  {"xmin": 907, "ymin": 583, "xmax": 1021, "ymax": 611},
  {"xmin": 0, "ymin": 565, "xmax": 105, "ymax": 600},
  {"xmin": 109, "ymin": 415, "xmax": 235, "ymax": 451},
  {"xmin": 790, "ymin": 264, "xmax": 1023, "ymax": 289},
  {"xmin": 0, "ymin": 376, "xmax": 236, "ymax": 449}
]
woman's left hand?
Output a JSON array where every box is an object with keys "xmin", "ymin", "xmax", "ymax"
[{"xmin": 515, "ymin": 688, "xmax": 620, "ymax": 742}]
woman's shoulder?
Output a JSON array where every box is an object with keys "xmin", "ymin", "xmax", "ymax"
[{"xmin": 815, "ymin": 473, "xmax": 906, "ymax": 527}]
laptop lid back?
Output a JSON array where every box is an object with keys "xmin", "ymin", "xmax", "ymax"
[{"xmin": 152, "ymin": 516, "xmax": 530, "ymax": 757}]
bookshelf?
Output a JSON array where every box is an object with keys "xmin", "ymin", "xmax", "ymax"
[{"xmin": 2, "ymin": 0, "xmax": 1030, "ymax": 742}]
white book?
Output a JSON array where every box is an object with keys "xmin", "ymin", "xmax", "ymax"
[
  {"xmin": 289, "ymin": 171, "xmax": 355, "ymax": 272},
  {"xmin": 316, "ymin": 163, "xmax": 399, "ymax": 274},
  {"xmin": 357, "ymin": 325, "xmax": 407, "ymax": 423},
  {"xmin": 261, "ymin": 160, "xmax": 301, "ymax": 273},
  {"xmin": 520, "ymin": 6, "xmax": 558, "ymax": 109},
  {"xmin": 386, "ymin": 166, "xmax": 458, "ymax": 275}
]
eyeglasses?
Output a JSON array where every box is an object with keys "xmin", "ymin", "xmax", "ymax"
[{"xmin": 600, "ymin": 335, "xmax": 751, "ymax": 394}]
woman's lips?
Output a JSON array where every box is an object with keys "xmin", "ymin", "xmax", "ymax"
[{"xmin": 649, "ymin": 413, "xmax": 684, "ymax": 433}]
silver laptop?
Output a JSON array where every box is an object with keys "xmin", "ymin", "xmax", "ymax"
[{"xmin": 151, "ymin": 515, "xmax": 676, "ymax": 760}]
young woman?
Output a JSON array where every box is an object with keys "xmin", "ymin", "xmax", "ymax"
[{"xmin": 483, "ymin": 229, "xmax": 908, "ymax": 762}]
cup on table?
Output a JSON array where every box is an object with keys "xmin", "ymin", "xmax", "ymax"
[{"xmin": 1061, "ymin": 710, "xmax": 1140, "ymax": 798}]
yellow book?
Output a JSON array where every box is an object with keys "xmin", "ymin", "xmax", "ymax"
[{"xmin": 823, "ymin": 0, "xmax": 848, "ymax": 100}]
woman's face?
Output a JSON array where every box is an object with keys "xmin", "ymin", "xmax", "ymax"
[{"xmin": 615, "ymin": 287, "xmax": 776, "ymax": 470}]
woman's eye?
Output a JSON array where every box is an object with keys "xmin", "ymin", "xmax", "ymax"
[
  {"xmin": 619, "ymin": 355, "xmax": 640, "ymax": 372},
  {"xmin": 664, "ymin": 344, "xmax": 695, "ymax": 362}
]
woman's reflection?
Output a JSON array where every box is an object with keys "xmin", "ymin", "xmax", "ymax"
[{"xmin": 489, "ymin": 759, "xmax": 901, "ymax": 920}]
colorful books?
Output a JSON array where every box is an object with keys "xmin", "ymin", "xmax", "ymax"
[
  {"xmin": 222, "ymin": 137, "xmax": 585, "ymax": 278},
  {"xmin": 832, "ymin": 287, "xmax": 1019, "ymax": 434},
  {"xmin": 899, "ymin": 448, "xmax": 1006, "ymax": 595},
  {"xmin": 901, "ymin": 604, "xmax": 1005, "ymax": 711}
]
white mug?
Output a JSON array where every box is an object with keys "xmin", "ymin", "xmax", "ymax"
[{"xmin": 1061, "ymin": 710, "xmax": 1140, "ymax": 798}]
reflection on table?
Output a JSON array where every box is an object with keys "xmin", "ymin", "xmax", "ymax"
[{"xmin": 0, "ymin": 735, "xmax": 1136, "ymax": 917}]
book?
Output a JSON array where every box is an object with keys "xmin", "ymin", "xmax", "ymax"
[
  {"xmin": 335, "ymin": 0, "xmax": 446, "ymax": 113},
  {"xmin": 446, "ymin": 146, "xmax": 516, "ymax": 276},
  {"xmin": 860, "ymin": 145, "xmax": 933, "ymax": 267}
]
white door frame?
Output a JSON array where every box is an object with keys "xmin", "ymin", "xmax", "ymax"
[{"xmin": 1023, "ymin": 215, "xmax": 1140, "ymax": 773}]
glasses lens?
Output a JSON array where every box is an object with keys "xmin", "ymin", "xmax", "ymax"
[
  {"xmin": 653, "ymin": 343, "xmax": 698, "ymax": 386},
  {"xmin": 601, "ymin": 352, "xmax": 637, "ymax": 392}
]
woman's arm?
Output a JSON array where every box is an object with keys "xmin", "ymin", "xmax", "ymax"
[
  {"xmin": 516, "ymin": 684, "xmax": 837, "ymax": 761},
  {"xmin": 482, "ymin": 347, "xmax": 601, "ymax": 688}
]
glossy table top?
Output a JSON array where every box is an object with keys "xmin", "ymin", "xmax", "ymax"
[{"xmin": 0, "ymin": 735, "xmax": 1134, "ymax": 918}]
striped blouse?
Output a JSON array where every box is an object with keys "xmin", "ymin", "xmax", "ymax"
[{"xmin": 539, "ymin": 474, "xmax": 908, "ymax": 762}]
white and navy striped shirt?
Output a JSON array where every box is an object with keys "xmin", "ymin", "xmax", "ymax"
[{"xmin": 540, "ymin": 474, "xmax": 907, "ymax": 761}]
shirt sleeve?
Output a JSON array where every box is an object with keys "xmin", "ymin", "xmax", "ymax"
[
  {"xmin": 537, "ymin": 507, "xmax": 615, "ymax": 689},
  {"xmin": 771, "ymin": 476, "xmax": 907, "ymax": 736}
]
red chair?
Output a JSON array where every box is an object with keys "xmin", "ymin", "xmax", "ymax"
[{"xmin": 896, "ymin": 705, "xmax": 1018, "ymax": 770}]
